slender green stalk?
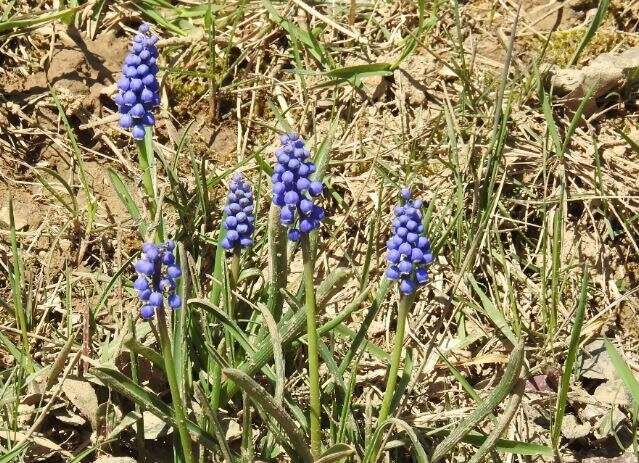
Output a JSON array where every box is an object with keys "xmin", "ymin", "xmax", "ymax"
[
  {"xmin": 8, "ymin": 196, "xmax": 32, "ymax": 373},
  {"xmin": 241, "ymin": 390, "xmax": 254, "ymax": 462},
  {"xmin": 156, "ymin": 309, "xmax": 194, "ymax": 463},
  {"xmin": 301, "ymin": 234, "xmax": 321, "ymax": 458},
  {"xmin": 135, "ymin": 128, "xmax": 164, "ymax": 241},
  {"xmin": 128, "ymin": 317, "xmax": 146, "ymax": 463},
  {"xmin": 378, "ymin": 293, "xmax": 414, "ymax": 424},
  {"xmin": 367, "ymin": 292, "xmax": 415, "ymax": 463},
  {"xmin": 267, "ymin": 204, "xmax": 288, "ymax": 322},
  {"xmin": 228, "ymin": 246, "xmax": 255, "ymax": 462},
  {"xmin": 230, "ymin": 249, "xmax": 241, "ymax": 316}
]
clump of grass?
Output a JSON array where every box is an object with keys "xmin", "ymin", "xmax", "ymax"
[{"xmin": 526, "ymin": 28, "xmax": 639, "ymax": 67}]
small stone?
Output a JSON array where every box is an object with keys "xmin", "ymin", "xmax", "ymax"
[
  {"xmin": 581, "ymin": 339, "xmax": 616, "ymax": 380},
  {"xmin": 561, "ymin": 414, "xmax": 591, "ymax": 439},
  {"xmin": 593, "ymin": 379, "xmax": 632, "ymax": 406},
  {"xmin": 0, "ymin": 205, "xmax": 28, "ymax": 230},
  {"xmin": 225, "ymin": 419, "xmax": 242, "ymax": 441}
]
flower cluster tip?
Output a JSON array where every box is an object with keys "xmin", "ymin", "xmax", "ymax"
[
  {"xmin": 222, "ymin": 173, "xmax": 255, "ymax": 250},
  {"xmin": 385, "ymin": 188, "xmax": 433, "ymax": 295},
  {"xmin": 113, "ymin": 23, "xmax": 160, "ymax": 140},
  {"xmin": 133, "ymin": 240, "xmax": 182, "ymax": 319},
  {"xmin": 272, "ymin": 133, "xmax": 324, "ymax": 241}
]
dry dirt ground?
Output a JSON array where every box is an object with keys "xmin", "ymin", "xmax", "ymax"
[{"xmin": 1, "ymin": 0, "xmax": 639, "ymax": 462}]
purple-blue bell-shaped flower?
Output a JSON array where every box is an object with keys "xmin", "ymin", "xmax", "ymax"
[
  {"xmin": 271, "ymin": 133, "xmax": 325, "ymax": 241},
  {"xmin": 222, "ymin": 173, "xmax": 255, "ymax": 250},
  {"xmin": 113, "ymin": 23, "xmax": 160, "ymax": 140},
  {"xmin": 385, "ymin": 188, "xmax": 433, "ymax": 295},
  {"xmin": 133, "ymin": 240, "xmax": 182, "ymax": 319}
]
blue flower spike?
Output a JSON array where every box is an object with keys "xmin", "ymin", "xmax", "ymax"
[
  {"xmin": 222, "ymin": 173, "xmax": 255, "ymax": 250},
  {"xmin": 113, "ymin": 23, "xmax": 160, "ymax": 140},
  {"xmin": 271, "ymin": 133, "xmax": 325, "ymax": 241},
  {"xmin": 385, "ymin": 188, "xmax": 433, "ymax": 295},
  {"xmin": 133, "ymin": 240, "xmax": 182, "ymax": 319}
]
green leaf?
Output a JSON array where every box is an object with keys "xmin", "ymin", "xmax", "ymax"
[
  {"xmin": 431, "ymin": 341, "xmax": 525, "ymax": 463},
  {"xmin": 551, "ymin": 266, "xmax": 588, "ymax": 446},
  {"xmin": 604, "ymin": 339, "xmax": 639, "ymax": 405},
  {"xmin": 316, "ymin": 443, "xmax": 356, "ymax": 463},
  {"xmin": 365, "ymin": 417, "xmax": 428, "ymax": 463},
  {"xmin": 34, "ymin": 167, "xmax": 78, "ymax": 215},
  {"xmin": 187, "ymin": 299, "xmax": 255, "ymax": 356},
  {"xmin": 0, "ymin": 6, "xmax": 81, "ymax": 32},
  {"xmin": 223, "ymin": 368, "xmax": 314, "ymax": 463},
  {"xmin": 91, "ymin": 367, "xmax": 221, "ymax": 451},
  {"xmin": 194, "ymin": 384, "xmax": 235, "ymax": 463},
  {"xmin": 261, "ymin": 0, "xmax": 328, "ymax": 66},
  {"xmin": 253, "ymin": 302, "xmax": 285, "ymax": 405},
  {"xmin": 468, "ymin": 276, "xmax": 517, "ymax": 345},
  {"xmin": 569, "ymin": 0, "xmax": 610, "ymax": 65},
  {"xmin": 8, "ymin": 195, "xmax": 32, "ymax": 372},
  {"xmin": 107, "ymin": 167, "xmax": 147, "ymax": 237},
  {"xmin": 326, "ymin": 63, "xmax": 393, "ymax": 80},
  {"xmin": 230, "ymin": 267, "xmax": 351, "ymax": 396},
  {"xmin": 267, "ymin": 204, "xmax": 288, "ymax": 322},
  {"xmin": 0, "ymin": 441, "xmax": 29, "ymax": 462},
  {"xmin": 424, "ymin": 429, "xmax": 553, "ymax": 457},
  {"xmin": 124, "ymin": 335, "xmax": 164, "ymax": 373}
]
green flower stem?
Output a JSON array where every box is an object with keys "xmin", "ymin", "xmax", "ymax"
[
  {"xmin": 373, "ymin": 292, "xmax": 415, "ymax": 460},
  {"xmin": 156, "ymin": 308, "xmax": 194, "ymax": 463},
  {"xmin": 128, "ymin": 317, "xmax": 146, "ymax": 463},
  {"xmin": 300, "ymin": 233, "xmax": 321, "ymax": 458},
  {"xmin": 135, "ymin": 129, "xmax": 164, "ymax": 241},
  {"xmin": 230, "ymin": 248, "xmax": 241, "ymax": 317}
]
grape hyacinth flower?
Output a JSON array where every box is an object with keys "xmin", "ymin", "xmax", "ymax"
[
  {"xmin": 385, "ymin": 188, "xmax": 433, "ymax": 295},
  {"xmin": 133, "ymin": 240, "xmax": 182, "ymax": 320},
  {"xmin": 374, "ymin": 188, "xmax": 434, "ymax": 459},
  {"xmin": 222, "ymin": 173, "xmax": 255, "ymax": 250},
  {"xmin": 272, "ymin": 133, "xmax": 325, "ymax": 241},
  {"xmin": 113, "ymin": 23, "xmax": 160, "ymax": 140}
]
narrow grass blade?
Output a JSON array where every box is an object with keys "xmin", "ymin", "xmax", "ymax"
[
  {"xmin": 261, "ymin": 0, "xmax": 328, "ymax": 66},
  {"xmin": 326, "ymin": 63, "xmax": 393, "ymax": 80},
  {"xmin": 551, "ymin": 265, "xmax": 588, "ymax": 447},
  {"xmin": 423, "ymin": 429, "xmax": 553, "ymax": 457},
  {"xmin": 604, "ymin": 339, "xmax": 639, "ymax": 405},
  {"xmin": 8, "ymin": 195, "xmax": 32, "ymax": 372},
  {"xmin": 188, "ymin": 299, "xmax": 255, "ymax": 355},
  {"xmin": 107, "ymin": 167, "xmax": 147, "ymax": 237},
  {"xmin": 44, "ymin": 329, "xmax": 78, "ymax": 391},
  {"xmin": 91, "ymin": 367, "xmax": 221, "ymax": 451},
  {"xmin": 253, "ymin": 302, "xmax": 285, "ymax": 405},
  {"xmin": 124, "ymin": 335, "xmax": 164, "ymax": 372},
  {"xmin": 468, "ymin": 276, "xmax": 517, "ymax": 345},
  {"xmin": 194, "ymin": 384, "xmax": 234, "ymax": 463},
  {"xmin": 51, "ymin": 88, "xmax": 97, "ymax": 231},
  {"xmin": 232, "ymin": 267, "xmax": 350, "ymax": 388},
  {"xmin": 569, "ymin": 0, "xmax": 610, "ymax": 65},
  {"xmin": 315, "ymin": 443, "xmax": 356, "ymax": 463},
  {"xmin": 365, "ymin": 417, "xmax": 428, "ymax": 463},
  {"xmin": 0, "ymin": 6, "xmax": 81, "ymax": 32},
  {"xmin": 431, "ymin": 341, "xmax": 524, "ymax": 463},
  {"xmin": 93, "ymin": 255, "xmax": 136, "ymax": 313},
  {"xmin": 338, "ymin": 278, "xmax": 390, "ymax": 375},
  {"xmin": 92, "ymin": 367, "xmax": 175, "ymax": 424},
  {"xmin": 34, "ymin": 167, "xmax": 78, "ymax": 215},
  {"xmin": 223, "ymin": 368, "xmax": 314, "ymax": 463},
  {"xmin": 468, "ymin": 380, "xmax": 525, "ymax": 463},
  {"xmin": 0, "ymin": 441, "xmax": 30, "ymax": 462}
]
